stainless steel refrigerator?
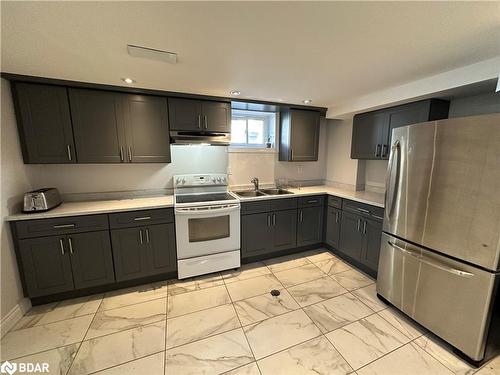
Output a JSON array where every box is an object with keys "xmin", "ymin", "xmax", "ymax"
[{"xmin": 377, "ymin": 113, "xmax": 500, "ymax": 363}]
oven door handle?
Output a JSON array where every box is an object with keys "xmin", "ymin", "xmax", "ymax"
[{"xmin": 175, "ymin": 204, "xmax": 240, "ymax": 216}]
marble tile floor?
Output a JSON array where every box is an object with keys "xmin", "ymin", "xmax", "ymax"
[{"xmin": 1, "ymin": 248, "xmax": 498, "ymax": 375}]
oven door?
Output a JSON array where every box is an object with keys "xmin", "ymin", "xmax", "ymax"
[{"xmin": 175, "ymin": 203, "xmax": 240, "ymax": 259}]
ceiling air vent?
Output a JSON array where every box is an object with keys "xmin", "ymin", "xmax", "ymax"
[{"xmin": 127, "ymin": 44, "xmax": 177, "ymax": 64}]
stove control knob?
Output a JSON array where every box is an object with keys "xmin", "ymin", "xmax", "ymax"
[
  {"xmin": 212, "ymin": 178, "xmax": 217, "ymax": 183},
  {"xmin": 217, "ymin": 177, "xmax": 222, "ymax": 182},
  {"xmin": 181, "ymin": 178, "xmax": 186, "ymax": 184},
  {"xmin": 175, "ymin": 178, "xmax": 180, "ymax": 185}
]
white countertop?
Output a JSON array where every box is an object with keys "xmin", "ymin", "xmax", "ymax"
[
  {"xmin": 235, "ymin": 185, "xmax": 385, "ymax": 208},
  {"xmin": 5, "ymin": 185, "xmax": 383, "ymax": 222},
  {"xmin": 5, "ymin": 195, "xmax": 174, "ymax": 221}
]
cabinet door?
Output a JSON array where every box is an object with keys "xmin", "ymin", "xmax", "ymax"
[
  {"xmin": 202, "ymin": 101, "xmax": 231, "ymax": 133},
  {"xmin": 272, "ymin": 209, "xmax": 297, "ymax": 251},
  {"xmin": 361, "ymin": 219, "xmax": 383, "ymax": 272},
  {"xmin": 13, "ymin": 83, "xmax": 75, "ymax": 164},
  {"xmin": 241, "ymin": 213, "xmax": 273, "ymax": 258},
  {"xmin": 326, "ymin": 207, "xmax": 341, "ymax": 248},
  {"xmin": 290, "ymin": 109, "xmax": 320, "ymax": 161},
  {"xmin": 297, "ymin": 206, "xmax": 324, "ymax": 246},
  {"xmin": 123, "ymin": 94, "xmax": 171, "ymax": 163},
  {"xmin": 351, "ymin": 111, "xmax": 389, "ymax": 159},
  {"xmin": 69, "ymin": 88, "xmax": 125, "ymax": 163},
  {"xmin": 68, "ymin": 231, "xmax": 115, "ymax": 289},
  {"xmin": 145, "ymin": 223, "xmax": 177, "ymax": 275},
  {"xmin": 339, "ymin": 211, "xmax": 364, "ymax": 260},
  {"xmin": 19, "ymin": 236, "xmax": 74, "ymax": 297},
  {"xmin": 111, "ymin": 227, "xmax": 149, "ymax": 281},
  {"xmin": 168, "ymin": 98, "xmax": 202, "ymax": 131}
]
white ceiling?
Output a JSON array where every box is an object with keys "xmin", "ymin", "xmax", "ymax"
[{"xmin": 2, "ymin": 1, "xmax": 499, "ymax": 112}]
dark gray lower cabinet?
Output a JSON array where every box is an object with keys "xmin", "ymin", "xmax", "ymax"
[
  {"xmin": 68, "ymin": 231, "xmax": 115, "ymax": 289},
  {"xmin": 272, "ymin": 210, "xmax": 297, "ymax": 251},
  {"xmin": 241, "ymin": 213, "xmax": 273, "ymax": 258},
  {"xmin": 339, "ymin": 212, "xmax": 364, "ymax": 260},
  {"xmin": 111, "ymin": 223, "xmax": 176, "ymax": 282},
  {"xmin": 147, "ymin": 223, "xmax": 177, "ymax": 275},
  {"xmin": 19, "ymin": 236, "xmax": 75, "ymax": 297},
  {"xmin": 297, "ymin": 206, "xmax": 324, "ymax": 247},
  {"xmin": 325, "ymin": 207, "xmax": 341, "ymax": 248},
  {"xmin": 360, "ymin": 219, "xmax": 383, "ymax": 271},
  {"xmin": 339, "ymin": 211, "xmax": 382, "ymax": 273}
]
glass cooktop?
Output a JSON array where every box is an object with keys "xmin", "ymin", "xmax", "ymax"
[{"xmin": 175, "ymin": 193, "xmax": 236, "ymax": 204}]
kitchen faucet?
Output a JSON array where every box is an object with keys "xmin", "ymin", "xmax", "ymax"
[{"xmin": 251, "ymin": 177, "xmax": 259, "ymax": 191}]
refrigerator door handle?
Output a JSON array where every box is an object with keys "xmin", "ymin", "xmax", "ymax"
[
  {"xmin": 387, "ymin": 241, "xmax": 474, "ymax": 278},
  {"xmin": 385, "ymin": 140, "xmax": 401, "ymax": 220}
]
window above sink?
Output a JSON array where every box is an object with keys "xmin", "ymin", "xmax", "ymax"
[{"xmin": 230, "ymin": 109, "xmax": 277, "ymax": 150}]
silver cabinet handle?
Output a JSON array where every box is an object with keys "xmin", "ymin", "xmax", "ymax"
[
  {"xmin": 67, "ymin": 145, "xmax": 72, "ymax": 161},
  {"xmin": 272, "ymin": 213, "xmax": 276, "ymax": 226},
  {"xmin": 290, "ymin": 149, "xmax": 294, "ymax": 160},
  {"xmin": 120, "ymin": 146, "xmax": 124, "ymax": 162},
  {"xmin": 198, "ymin": 115, "xmax": 202, "ymax": 129},
  {"xmin": 357, "ymin": 207, "xmax": 370, "ymax": 214},
  {"xmin": 307, "ymin": 200, "xmax": 318, "ymax": 204},
  {"xmin": 68, "ymin": 237, "xmax": 74, "ymax": 254},
  {"xmin": 204, "ymin": 115, "xmax": 208, "ymax": 129},
  {"xmin": 145, "ymin": 228, "xmax": 150, "ymax": 243},
  {"xmin": 53, "ymin": 224, "xmax": 75, "ymax": 229},
  {"xmin": 387, "ymin": 241, "xmax": 474, "ymax": 278},
  {"xmin": 134, "ymin": 216, "xmax": 151, "ymax": 221},
  {"xmin": 139, "ymin": 229, "xmax": 143, "ymax": 244},
  {"xmin": 299, "ymin": 210, "xmax": 303, "ymax": 222},
  {"xmin": 372, "ymin": 214, "xmax": 384, "ymax": 220},
  {"xmin": 363, "ymin": 221, "xmax": 367, "ymax": 234},
  {"xmin": 375, "ymin": 144, "xmax": 381, "ymax": 157},
  {"xmin": 128, "ymin": 146, "xmax": 132, "ymax": 162},
  {"xmin": 357, "ymin": 219, "xmax": 361, "ymax": 232},
  {"xmin": 335, "ymin": 211, "xmax": 339, "ymax": 223},
  {"xmin": 59, "ymin": 238, "xmax": 65, "ymax": 255},
  {"xmin": 267, "ymin": 214, "xmax": 271, "ymax": 227},
  {"xmin": 382, "ymin": 144, "xmax": 388, "ymax": 158}
]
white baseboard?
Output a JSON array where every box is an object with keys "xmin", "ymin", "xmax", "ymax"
[{"xmin": 0, "ymin": 298, "xmax": 31, "ymax": 338}]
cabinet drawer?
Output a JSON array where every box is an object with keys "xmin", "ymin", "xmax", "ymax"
[
  {"xmin": 342, "ymin": 199, "xmax": 384, "ymax": 221},
  {"xmin": 14, "ymin": 214, "xmax": 109, "ymax": 239},
  {"xmin": 109, "ymin": 208, "xmax": 174, "ymax": 229},
  {"xmin": 327, "ymin": 195, "xmax": 342, "ymax": 208},
  {"xmin": 241, "ymin": 200, "xmax": 271, "ymax": 215},
  {"xmin": 270, "ymin": 198, "xmax": 297, "ymax": 211},
  {"xmin": 298, "ymin": 195, "xmax": 324, "ymax": 208}
]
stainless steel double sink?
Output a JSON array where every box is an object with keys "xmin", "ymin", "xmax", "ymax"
[{"xmin": 233, "ymin": 188, "xmax": 293, "ymax": 198}]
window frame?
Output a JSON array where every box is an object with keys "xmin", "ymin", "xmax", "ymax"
[{"xmin": 230, "ymin": 109, "xmax": 277, "ymax": 149}]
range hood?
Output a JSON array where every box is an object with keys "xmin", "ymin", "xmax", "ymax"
[{"xmin": 170, "ymin": 131, "xmax": 230, "ymax": 146}]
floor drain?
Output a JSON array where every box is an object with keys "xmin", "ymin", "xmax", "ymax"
[{"xmin": 270, "ymin": 289, "xmax": 280, "ymax": 296}]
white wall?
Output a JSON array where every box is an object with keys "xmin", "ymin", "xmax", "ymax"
[
  {"xmin": 364, "ymin": 160, "xmax": 388, "ymax": 191},
  {"xmin": 1, "ymin": 79, "xmax": 32, "ymax": 327},
  {"xmin": 324, "ymin": 118, "xmax": 363, "ymax": 190},
  {"xmin": 228, "ymin": 119, "xmax": 328, "ymax": 189}
]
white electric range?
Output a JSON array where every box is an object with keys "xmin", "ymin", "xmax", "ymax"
[{"xmin": 173, "ymin": 173, "xmax": 241, "ymax": 279}]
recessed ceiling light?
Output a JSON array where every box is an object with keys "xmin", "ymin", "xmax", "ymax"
[
  {"xmin": 302, "ymin": 99, "xmax": 312, "ymax": 104},
  {"xmin": 230, "ymin": 90, "xmax": 241, "ymax": 96},
  {"xmin": 121, "ymin": 77, "xmax": 136, "ymax": 84}
]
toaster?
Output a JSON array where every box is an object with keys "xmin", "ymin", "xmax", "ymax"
[{"xmin": 23, "ymin": 188, "xmax": 62, "ymax": 212}]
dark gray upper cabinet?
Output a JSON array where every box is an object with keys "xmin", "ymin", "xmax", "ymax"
[
  {"xmin": 297, "ymin": 205, "xmax": 324, "ymax": 246},
  {"xmin": 111, "ymin": 226, "xmax": 150, "ymax": 282},
  {"xmin": 123, "ymin": 95, "xmax": 171, "ymax": 163},
  {"xmin": 168, "ymin": 98, "xmax": 231, "ymax": 132},
  {"xmin": 360, "ymin": 218, "xmax": 382, "ymax": 272},
  {"xmin": 19, "ymin": 236, "xmax": 74, "ymax": 297},
  {"xmin": 272, "ymin": 209, "xmax": 297, "ymax": 251},
  {"xmin": 279, "ymin": 109, "xmax": 321, "ymax": 162},
  {"xmin": 12, "ymin": 82, "xmax": 76, "ymax": 164},
  {"xmin": 68, "ymin": 231, "xmax": 115, "ymax": 289},
  {"xmin": 69, "ymin": 88, "xmax": 125, "ymax": 163},
  {"xmin": 241, "ymin": 212, "xmax": 273, "ymax": 259},
  {"xmin": 69, "ymin": 89, "xmax": 171, "ymax": 164},
  {"xmin": 351, "ymin": 99, "xmax": 449, "ymax": 160},
  {"xmin": 325, "ymin": 207, "xmax": 341, "ymax": 248}
]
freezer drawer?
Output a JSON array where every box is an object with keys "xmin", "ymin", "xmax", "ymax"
[{"xmin": 377, "ymin": 232, "xmax": 499, "ymax": 361}]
